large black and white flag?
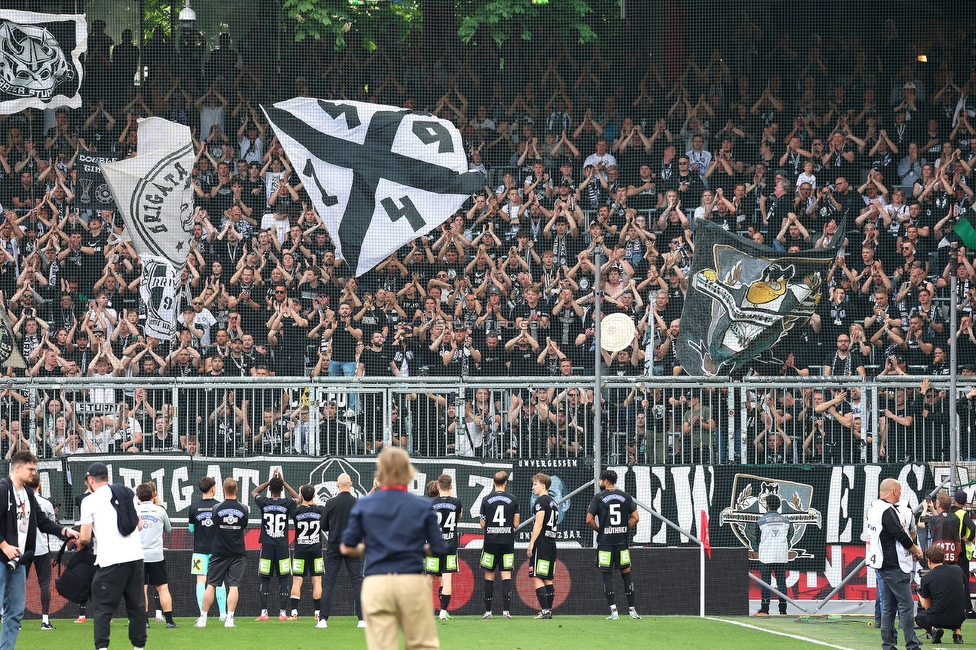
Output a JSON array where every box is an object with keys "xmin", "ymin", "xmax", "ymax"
[
  {"xmin": 675, "ymin": 219, "xmax": 835, "ymax": 377},
  {"xmin": 100, "ymin": 118, "xmax": 195, "ymax": 340},
  {"xmin": 262, "ymin": 98, "xmax": 487, "ymax": 276},
  {"xmin": 0, "ymin": 10, "xmax": 86, "ymax": 112}
]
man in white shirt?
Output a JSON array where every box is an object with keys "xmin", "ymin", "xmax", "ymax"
[
  {"xmin": 78, "ymin": 462, "xmax": 146, "ymax": 650},
  {"xmin": 583, "ymin": 138, "xmax": 617, "ymax": 170}
]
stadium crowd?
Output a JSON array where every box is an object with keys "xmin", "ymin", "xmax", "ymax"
[{"xmin": 1, "ymin": 18, "xmax": 976, "ymax": 464}]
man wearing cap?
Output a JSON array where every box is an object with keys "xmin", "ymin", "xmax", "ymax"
[
  {"xmin": 951, "ymin": 489, "xmax": 976, "ymax": 616},
  {"xmin": 0, "ymin": 451, "xmax": 78, "ymax": 647},
  {"xmin": 78, "ymin": 462, "xmax": 146, "ymax": 650}
]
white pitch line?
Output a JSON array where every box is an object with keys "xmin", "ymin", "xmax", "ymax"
[{"xmin": 705, "ymin": 617, "xmax": 855, "ymax": 650}]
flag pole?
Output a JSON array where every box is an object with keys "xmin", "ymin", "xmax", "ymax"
[
  {"xmin": 593, "ymin": 245, "xmax": 604, "ymax": 497},
  {"xmin": 950, "ymin": 242, "xmax": 959, "ymax": 489}
]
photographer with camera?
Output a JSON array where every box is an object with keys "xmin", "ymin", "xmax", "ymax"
[{"xmin": 0, "ymin": 451, "xmax": 78, "ymax": 647}]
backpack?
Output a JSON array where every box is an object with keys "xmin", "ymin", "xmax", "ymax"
[
  {"xmin": 54, "ymin": 540, "xmax": 96, "ymax": 603},
  {"xmin": 109, "ymin": 484, "xmax": 140, "ymax": 536}
]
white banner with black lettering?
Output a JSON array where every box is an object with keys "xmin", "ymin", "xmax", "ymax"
[
  {"xmin": 0, "ymin": 10, "xmax": 86, "ymax": 112},
  {"xmin": 100, "ymin": 118, "xmax": 195, "ymax": 340},
  {"xmin": 262, "ymin": 98, "xmax": 487, "ymax": 276}
]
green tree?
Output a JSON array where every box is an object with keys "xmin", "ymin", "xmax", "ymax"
[{"xmin": 280, "ymin": 0, "xmax": 616, "ymax": 50}]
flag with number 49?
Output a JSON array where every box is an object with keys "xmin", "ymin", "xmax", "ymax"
[{"xmin": 263, "ymin": 98, "xmax": 487, "ymax": 277}]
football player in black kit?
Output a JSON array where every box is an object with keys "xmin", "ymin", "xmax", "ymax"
[
  {"xmin": 586, "ymin": 469, "xmax": 640, "ymax": 620},
  {"xmin": 196, "ymin": 478, "xmax": 250, "ymax": 628},
  {"xmin": 427, "ymin": 474, "xmax": 462, "ymax": 620},
  {"xmin": 188, "ymin": 477, "xmax": 227, "ymax": 621},
  {"xmin": 289, "ymin": 485, "xmax": 328, "ymax": 627},
  {"xmin": 479, "ymin": 470, "xmax": 520, "ymax": 619},
  {"xmin": 528, "ymin": 473, "xmax": 559, "ymax": 619},
  {"xmin": 251, "ymin": 469, "xmax": 299, "ymax": 621}
]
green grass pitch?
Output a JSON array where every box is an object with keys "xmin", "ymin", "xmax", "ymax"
[{"xmin": 17, "ymin": 614, "xmax": 888, "ymax": 649}]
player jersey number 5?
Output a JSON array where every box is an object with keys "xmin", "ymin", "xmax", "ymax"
[{"xmin": 606, "ymin": 503, "xmax": 622, "ymax": 528}]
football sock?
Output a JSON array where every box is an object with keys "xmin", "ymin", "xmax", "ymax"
[
  {"xmin": 79, "ymin": 604, "xmax": 87, "ymax": 617},
  {"xmin": 546, "ymin": 584, "xmax": 555, "ymax": 610},
  {"xmin": 622, "ymin": 572, "xmax": 635, "ymax": 608},
  {"xmin": 535, "ymin": 586, "xmax": 548, "ymax": 611},
  {"xmin": 280, "ymin": 580, "xmax": 292, "ymax": 613},
  {"xmin": 502, "ymin": 579, "xmax": 512, "ymax": 611},
  {"xmin": 42, "ymin": 615, "xmax": 49, "ymax": 624},
  {"xmin": 313, "ymin": 598, "xmax": 321, "ymax": 619},
  {"xmin": 196, "ymin": 583, "xmax": 205, "ymax": 611},
  {"xmin": 227, "ymin": 610, "xmax": 234, "ymax": 619},
  {"xmin": 291, "ymin": 596, "xmax": 300, "ymax": 616},
  {"xmin": 484, "ymin": 579, "xmax": 494, "ymax": 612},
  {"xmin": 216, "ymin": 585, "xmax": 227, "ymax": 616},
  {"xmin": 164, "ymin": 611, "xmax": 174, "ymax": 624},
  {"xmin": 260, "ymin": 577, "xmax": 272, "ymax": 612},
  {"xmin": 602, "ymin": 571, "xmax": 616, "ymax": 606},
  {"xmin": 440, "ymin": 593, "xmax": 451, "ymax": 612}
]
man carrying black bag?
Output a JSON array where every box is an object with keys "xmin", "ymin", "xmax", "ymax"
[{"xmin": 78, "ymin": 462, "xmax": 146, "ymax": 650}]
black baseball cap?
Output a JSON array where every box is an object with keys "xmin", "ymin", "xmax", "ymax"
[{"xmin": 86, "ymin": 462, "xmax": 109, "ymax": 479}]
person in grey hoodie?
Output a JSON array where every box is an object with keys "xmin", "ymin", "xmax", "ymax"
[{"xmin": 136, "ymin": 482, "xmax": 176, "ymax": 628}]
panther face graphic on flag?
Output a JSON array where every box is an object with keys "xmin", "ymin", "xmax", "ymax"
[{"xmin": 675, "ymin": 220, "xmax": 835, "ymax": 377}]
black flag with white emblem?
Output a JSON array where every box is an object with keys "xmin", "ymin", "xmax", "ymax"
[
  {"xmin": 262, "ymin": 98, "xmax": 487, "ymax": 277},
  {"xmin": 0, "ymin": 10, "xmax": 86, "ymax": 112},
  {"xmin": 675, "ymin": 219, "xmax": 835, "ymax": 377}
]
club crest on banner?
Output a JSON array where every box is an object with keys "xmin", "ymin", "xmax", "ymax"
[{"xmin": 720, "ymin": 474, "xmax": 822, "ymax": 561}]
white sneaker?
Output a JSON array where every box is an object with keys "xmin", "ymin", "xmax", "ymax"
[
  {"xmin": 606, "ymin": 611, "xmax": 619, "ymax": 620},
  {"xmin": 357, "ymin": 620, "xmax": 366, "ymax": 628},
  {"xmin": 218, "ymin": 614, "xmax": 227, "ymax": 622},
  {"xmin": 316, "ymin": 619, "xmax": 328, "ymax": 629},
  {"xmin": 194, "ymin": 617, "xmax": 207, "ymax": 628},
  {"xmin": 629, "ymin": 608, "xmax": 641, "ymax": 620},
  {"xmin": 224, "ymin": 618, "xmax": 236, "ymax": 628}
]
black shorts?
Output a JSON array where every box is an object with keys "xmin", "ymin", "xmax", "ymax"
[
  {"xmin": 259, "ymin": 544, "xmax": 292, "ymax": 576},
  {"xmin": 208, "ymin": 555, "xmax": 247, "ymax": 588},
  {"xmin": 425, "ymin": 553, "xmax": 459, "ymax": 576},
  {"xmin": 597, "ymin": 544, "xmax": 632, "ymax": 570},
  {"xmin": 144, "ymin": 560, "xmax": 169, "ymax": 586},
  {"xmin": 528, "ymin": 543, "xmax": 556, "ymax": 580},
  {"xmin": 480, "ymin": 542, "xmax": 515, "ymax": 572},
  {"xmin": 291, "ymin": 549, "xmax": 325, "ymax": 577}
]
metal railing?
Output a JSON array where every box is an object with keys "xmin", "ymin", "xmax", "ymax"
[{"xmin": 4, "ymin": 375, "xmax": 969, "ymax": 464}]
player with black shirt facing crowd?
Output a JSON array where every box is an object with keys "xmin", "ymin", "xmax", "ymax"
[
  {"xmin": 195, "ymin": 478, "xmax": 250, "ymax": 628},
  {"xmin": 289, "ymin": 484, "xmax": 327, "ymax": 626},
  {"xmin": 528, "ymin": 473, "xmax": 559, "ymax": 619},
  {"xmin": 479, "ymin": 470, "xmax": 520, "ymax": 619},
  {"xmin": 188, "ymin": 477, "xmax": 227, "ymax": 621},
  {"xmin": 428, "ymin": 474, "xmax": 462, "ymax": 620},
  {"xmin": 252, "ymin": 469, "xmax": 299, "ymax": 621},
  {"xmin": 586, "ymin": 469, "xmax": 640, "ymax": 620}
]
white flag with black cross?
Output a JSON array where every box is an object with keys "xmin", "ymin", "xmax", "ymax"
[
  {"xmin": 262, "ymin": 98, "xmax": 487, "ymax": 277},
  {"xmin": 0, "ymin": 10, "xmax": 86, "ymax": 112}
]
